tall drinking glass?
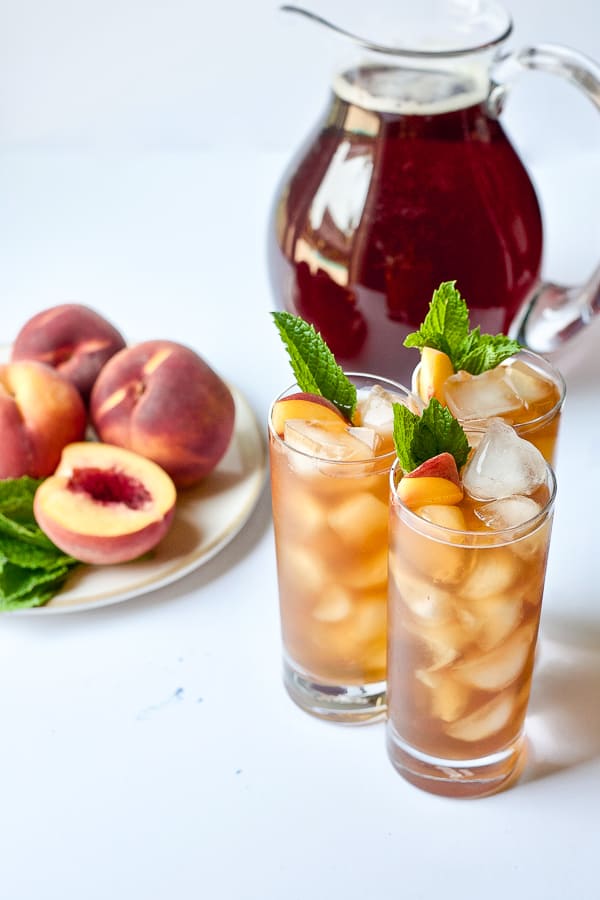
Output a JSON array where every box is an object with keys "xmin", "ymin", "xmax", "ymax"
[
  {"xmin": 269, "ymin": 374, "xmax": 418, "ymax": 722},
  {"xmin": 386, "ymin": 454, "xmax": 556, "ymax": 796}
]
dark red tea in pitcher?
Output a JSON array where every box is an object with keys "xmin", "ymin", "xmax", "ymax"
[{"xmin": 268, "ymin": 63, "xmax": 543, "ymax": 383}]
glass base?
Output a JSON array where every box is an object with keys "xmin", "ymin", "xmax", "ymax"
[
  {"xmin": 283, "ymin": 658, "xmax": 386, "ymax": 724},
  {"xmin": 386, "ymin": 721, "xmax": 527, "ymax": 798}
]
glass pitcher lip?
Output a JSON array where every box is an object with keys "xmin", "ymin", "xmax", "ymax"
[{"xmin": 280, "ymin": 2, "xmax": 514, "ymax": 59}]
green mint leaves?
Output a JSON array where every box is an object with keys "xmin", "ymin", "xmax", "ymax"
[
  {"xmin": 0, "ymin": 477, "xmax": 79, "ymax": 611},
  {"xmin": 404, "ymin": 281, "xmax": 522, "ymax": 375},
  {"xmin": 393, "ymin": 398, "xmax": 470, "ymax": 473},
  {"xmin": 272, "ymin": 312, "xmax": 357, "ymax": 420}
]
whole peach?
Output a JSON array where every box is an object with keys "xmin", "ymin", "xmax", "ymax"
[
  {"xmin": 11, "ymin": 303, "xmax": 126, "ymax": 401},
  {"xmin": 90, "ymin": 340, "xmax": 235, "ymax": 487},
  {"xmin": 0, "ymin": 360, "xmax": 87, "ymax": 478},
  {"xmin": 34, "ymin": 442, "xmax": 177, "ymax": 565}
]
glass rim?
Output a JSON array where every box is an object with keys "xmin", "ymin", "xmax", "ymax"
[
  {"xmin": 389, "ymin": 455, "xmax": 557, "ymax": 544},
  {"xmin": 283, "ymin": 2, "xmax": 513, "ymax": 59},
  {"xmin": 268, "ymin": 371, "xmax": 416, "ymax": 468},
  {"xmin": 412, "ymin": 348, "xmax": 566, "ymax": 433}
]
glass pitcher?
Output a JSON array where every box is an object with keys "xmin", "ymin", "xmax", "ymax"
[{"xmin": 268, "ymin": 0, "xmax": 600, "ymax": 383}]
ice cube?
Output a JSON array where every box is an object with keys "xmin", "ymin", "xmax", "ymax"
[
  {"xmin": 278, "ymin": 544, "xmax": 326, "ymax": 595},
  {"xmin": 313, "ymin": 585, "xmax": 353, "ymax": 622},
  {"xmin": 445, "ymin": 692, "xmax": 515, "ymax": 742},
  {"xmin": 445, "ymin": 367, "xmax": 523, "ymax": 421},
  {"xmin": 466, "ymin": 594, "xmax": 523, "ymax": 651},
  {"xmin": 355, "ymin": 384, "xmax": 417, "ymax": 447},
  {"xmin": 416, "ymin": 670, "xmax": 470, "ymax": 722},
  {"xmin": 476, "ymin": 496, "xmax": 542, "ymax": 530},
  {"xmin": 503, "ymin": 359, "xmax": 555, "ymax": 406},
  {"xmin": 347, "ymin": 426, "xmax": 380, "ymax": 452},
  {"xmin": 327, "ymin": 491, "xmax": 388, "ymax": 549},
  {"xmin": 340, "ymin": 545, "xmax": 388, "ymax": 591},
  {"xmin": 392, "ymin": 567, "xmax": 454, "ymax": 624},
  {"xmin": 462, "ymin": 418, "xmax": 547, "ymax": 500},
  {"xmin": 454, "ymin": 623, "xmax": 536, "ymax": 691},
  {"xmin": 280, "ymin": 484, "xmax": 327, "ymax": 539},
  {"xmin": 461, "ymin": 548, "xmax": 518, "ymax": 601},
  {"xmin": 284, "ymin": 420, "xmax": 374, "ymax": 461}
]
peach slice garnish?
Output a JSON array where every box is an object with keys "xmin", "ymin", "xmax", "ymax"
[
  {"xmin": 405, "ymin": 451, "xmax": 460, "ymax": 487},
  {"xmin": 271, "ymin": 392, "xmax": 346, "ymax": 435},
  {"xmin": 397, "ymin": 475, "xmax": 463, "ymax": 508},
  {"xmin": 415, "ymin": 347, "xmax": 454, "ymax": 404}
]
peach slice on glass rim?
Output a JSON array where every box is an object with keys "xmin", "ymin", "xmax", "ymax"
[
  {"xmin": 34, "ymin": 442, "xmax": 177, "ymax": 565},
  {"xmin": 414, "ymin": 347, "xmax": 454, "ymax": 404},
  {"xmin": 271, "ymin": 392, "xmax": 347, "ymax": 435}
]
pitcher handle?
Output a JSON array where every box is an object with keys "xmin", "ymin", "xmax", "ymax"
[{"xmin": 489, "ymin": 44, "xmax": 600, "ymax": 355}]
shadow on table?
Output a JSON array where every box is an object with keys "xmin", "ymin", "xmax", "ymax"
[{"xmin": 522, "ymin": 616, "xmax": 600, "ymax": 783}]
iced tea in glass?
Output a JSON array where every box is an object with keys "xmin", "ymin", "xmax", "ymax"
[
  {"xmin": 440, "ymin": 349, "xmax": 565, "ymax": 463},
  {"xmin": 269, "ymin": 374, "xmax": 418, "ymax": 722},
  {"xmin": 386, "ymin": 420, "xmax": 556, "ymax": 796}
]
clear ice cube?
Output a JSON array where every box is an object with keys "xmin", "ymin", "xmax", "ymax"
[
  {"xmin": 476, "ymin": 496, "xmax": 542, "ymax": 530},
  {"xmin": 327, "ymin": 491, "xmax": 388, "ymax": 549},
  {"xmin": 466, "ymin": 594, "xmax": 523, "ymax": 651},
  {"xmin": 445, "ymin": 367, "xmax": 523, "ymax": 421},
  {"xmin": 445, "ymin": 692, "xmax": 515, "ymax": 742},
  {"xmin": 313, "ymin": 585, "xmax": 353, "ymax": 622},
  {"xmin": 454, "ymin": 623, "xmax": 535, "ymax": 691},
  {"xmin": 416, "ymin": 670, "xmax": 470, "ymax": 723},
  {"xmin": 355, "ymin": 384, "xmax": 415, "ymax": 444},
  {"xmin": 461, "ymin": 548, "xmax": 518, "ymax": 601},
  {"xmin": 462, "ymin": 418, "xmax": 547, "ymax": 500},
  {"xmin": 284, "ymin": 420, "xmax": 374, "ymax": 461},
  {"xmin": 503, "ymin": 359, "xmax": 555, "ymax": 406}
]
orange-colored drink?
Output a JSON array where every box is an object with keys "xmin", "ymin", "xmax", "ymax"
[
  {"xmin": 386, "ymin": 420, "xmax": 556, "ymax": 796},
  {"xmin": 416, "ymin": 349, "xmax": 565, "ymax": 463},
  {"xmin": 269, "ymin": 374, "xmax": 418, "ymax": 722}
]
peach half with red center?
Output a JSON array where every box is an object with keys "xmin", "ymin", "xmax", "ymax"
[
  {"xmin": 34, "ymin": 443, "xmax": 177, "ymax": 565},
  {"xmin": 271, "ymin": 392, "xmax": 347, "ymax": 435}
]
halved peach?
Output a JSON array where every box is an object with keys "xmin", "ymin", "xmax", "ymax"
[
  {"xmin": 271, "ymin": 392, "xmax": 346, "ymax": 435},
  {"xmin": 397, "ymin": 475, "xmax": 463, "ymax": 509},
  {"xmin": 34, "ymin": 442, "xmax": 177, "ymax": 565},
  {"xmin": 415, "ymin": 347, "xmax": 454, "ymax": 404}
]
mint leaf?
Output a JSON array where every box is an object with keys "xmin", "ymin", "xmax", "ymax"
[
  {"xmin": 404, "ymin": 281, "xmax": 522, "ymax": 375},
  {"xmin": 0, "ymin": 476, "xmax": 80, "ymax": 612},
  {"xmin": 392, "ymin": 398, "xmax": 470, "ymax": 472},
  {"xmin": 456, "ymin": 331, "xmax": 522, "ymax": 375},
  {"xmin": 404, "ymin": 281, "xmax": 469, "ymax": 361},
  {"xmin": 392, "ymin": 403, "xmax": 419, "ymax": 472},
  {"xmin": 272, "ymin": 312, "xmax": 357, "ymax": 420}
]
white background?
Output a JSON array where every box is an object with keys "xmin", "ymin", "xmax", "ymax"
[{"xmin": 1, "ymin": 2, "xmax": 600, "ymax": 899}]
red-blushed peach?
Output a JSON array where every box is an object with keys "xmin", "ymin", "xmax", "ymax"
[
  {"xmin": 0, "ymin": 360, "xmax": 87, "ymax": 478},
  {"xmin": 33, "ymin": 442, "xmax": 177, "ymax": 565},
  {"xmin": 270, "ymin": 391, "xmax": 346, "ymax": 435},
  {"xmin": 11, "ymin": 303, "xmax": 126, "ymax": 401},
  {"xmin": 405, "ymin": 452, "xmax": 461, "ymax": 487},
  {"xmin": 90, "ymin": 340, "xmax": 235, "ymax": 487}
]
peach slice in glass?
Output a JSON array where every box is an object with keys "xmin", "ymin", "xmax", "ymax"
[{"xmin": 271, "ymin": 392, "xmax": 346, "ymax": 435}]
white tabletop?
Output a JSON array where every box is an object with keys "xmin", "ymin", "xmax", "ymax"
[{"xmin": 1, "ymin": 2, "xmax": 600, "ymax": 897}]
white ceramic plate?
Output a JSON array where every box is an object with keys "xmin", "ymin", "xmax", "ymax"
[{"xmin": 6, "ymin": 382, "xmax": 267, "ymax": 615}]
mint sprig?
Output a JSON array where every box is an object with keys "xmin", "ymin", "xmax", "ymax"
[
  {"xmin": 392, "ymin": 398, "xmax": 470, "ymax": 473},
  {"xmin": 272, "ymin": 312, "xmax": 357, "ymax": 420},
  {"xmin": 0, "ymin": 477, "xmax": 79, "ymax": 611},
  {"xmin": 404, "ymin": 281, "xmax": 522, "ymax": 375}
]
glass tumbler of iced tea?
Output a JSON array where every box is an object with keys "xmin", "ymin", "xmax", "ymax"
[
  {"xmin": 269, "ymin": 374, "xmax": 418, "ymax": 722},
  {"xmin": 441, "ymin": 349, "xmax": 566, "ymax": 465},
  {"xmin": 386, "ymin": 445, "xmax": 556, "ymax": 797}
]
